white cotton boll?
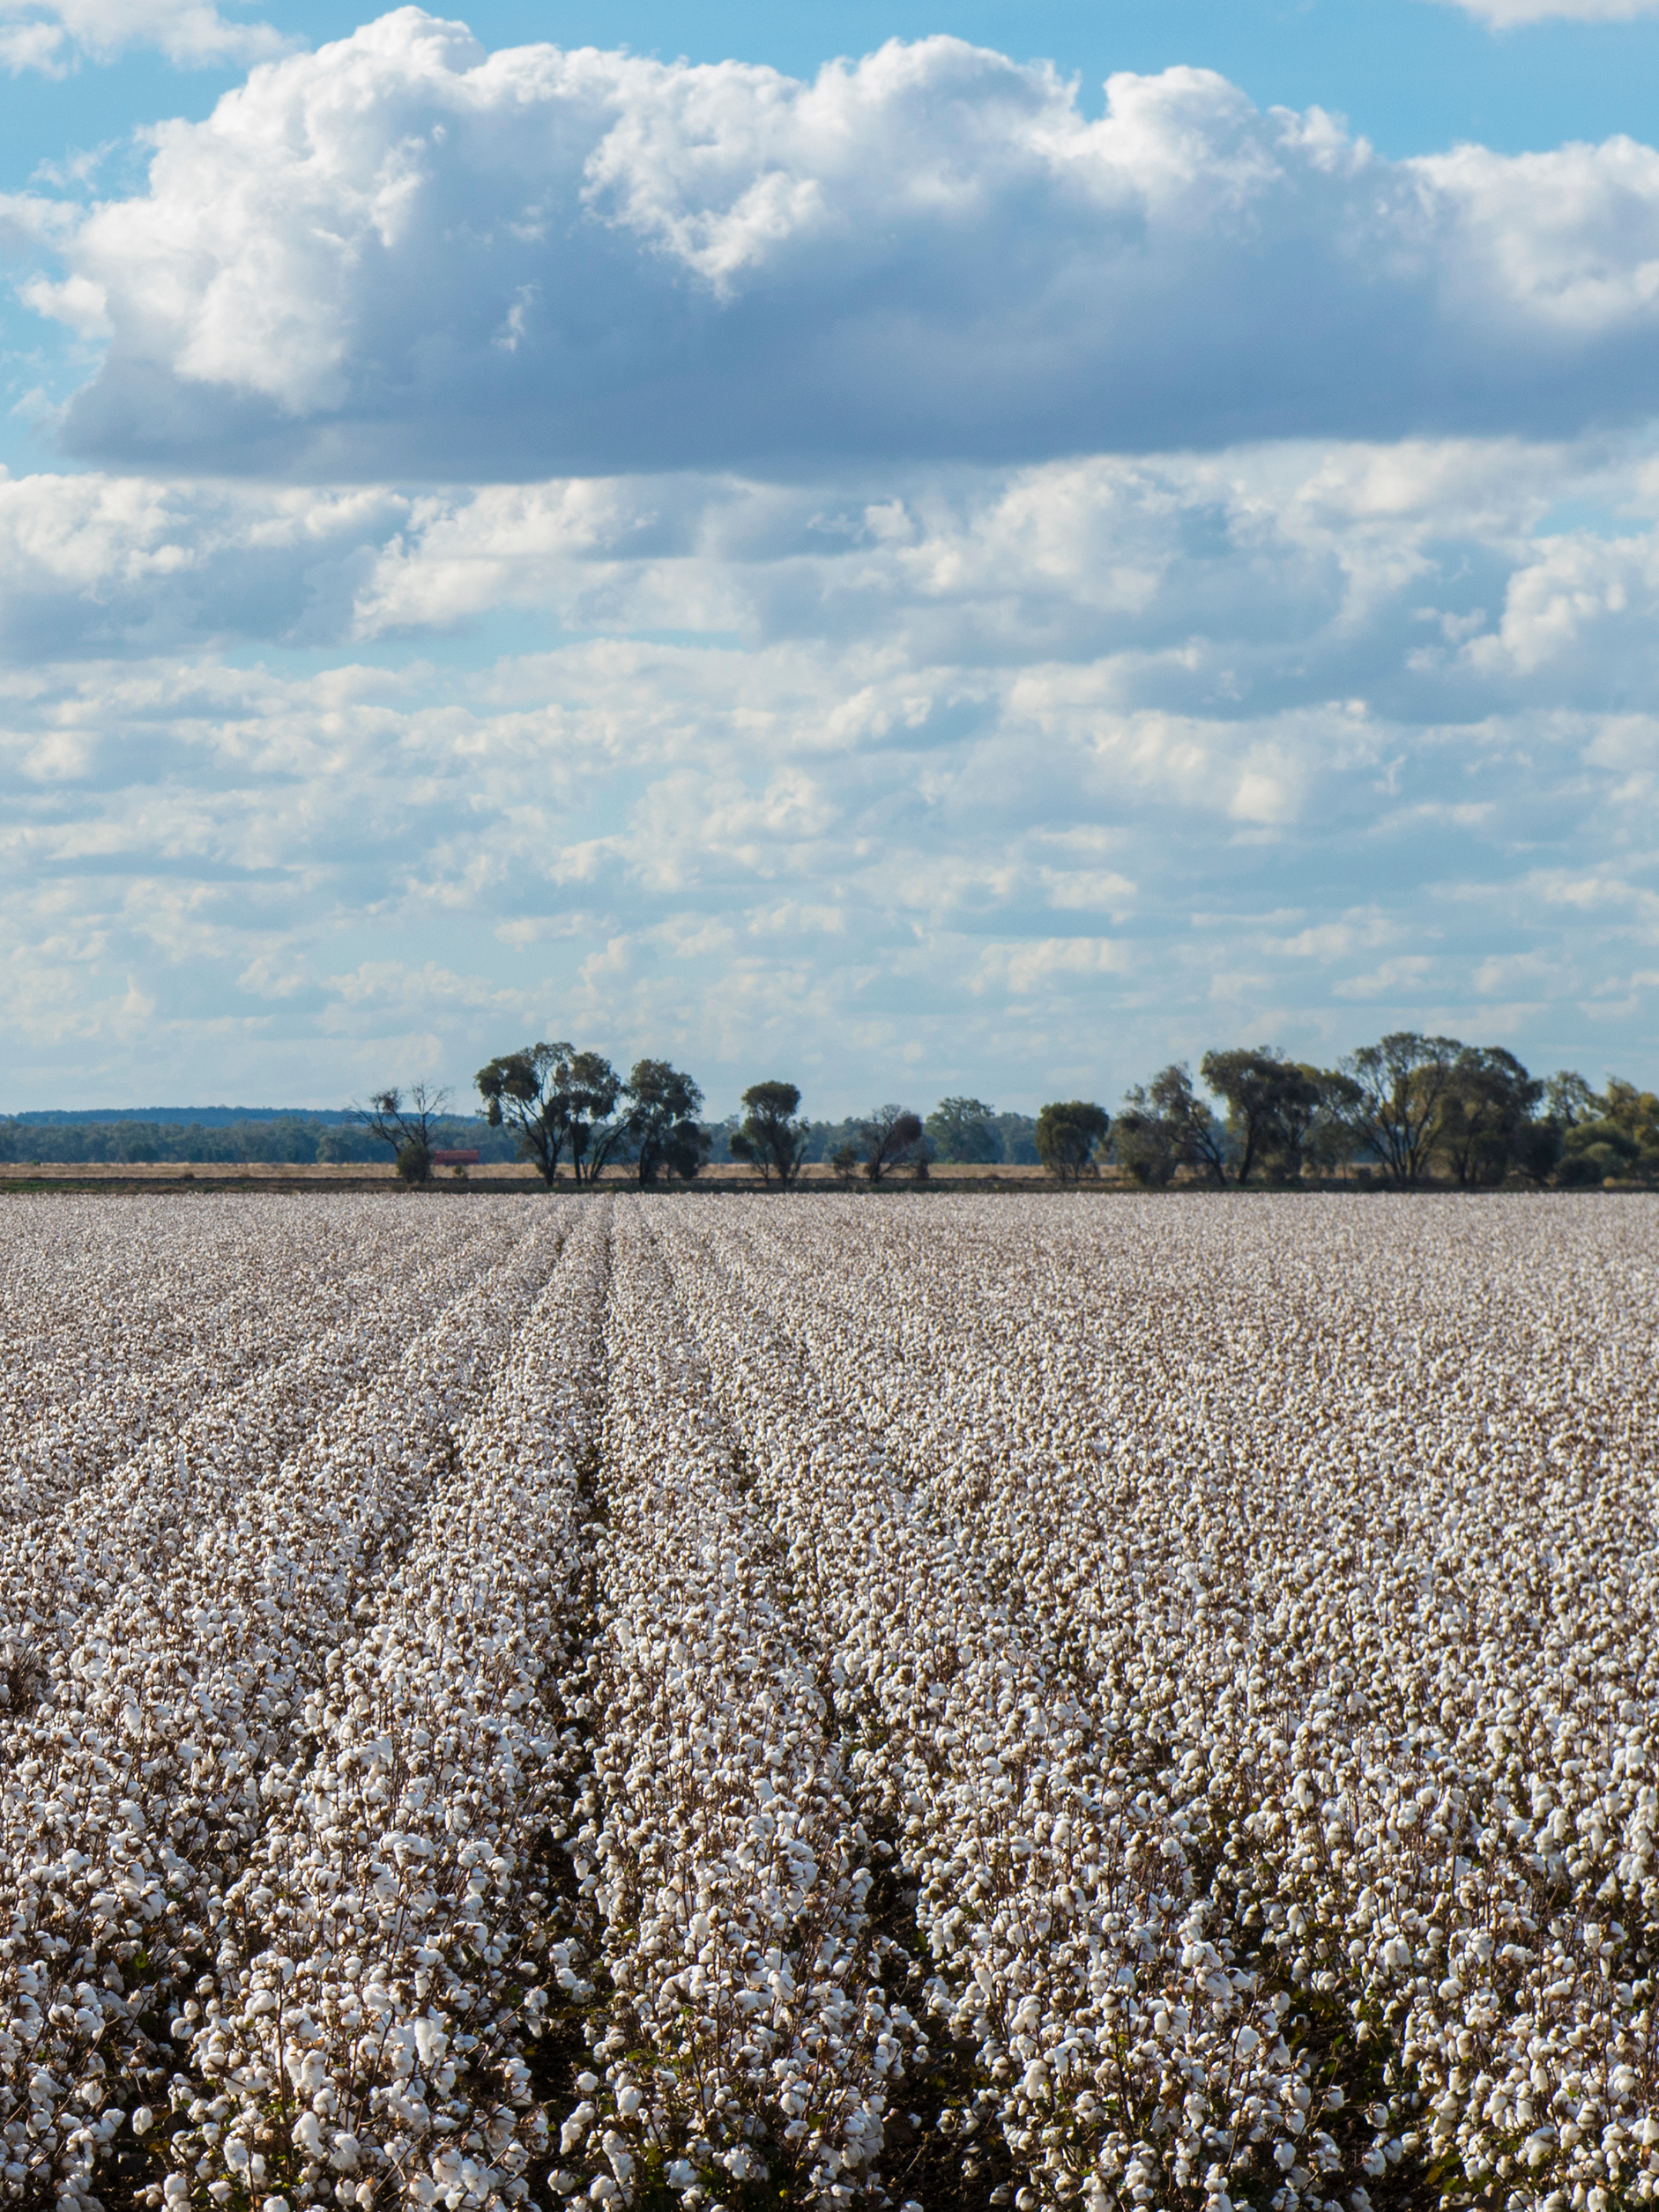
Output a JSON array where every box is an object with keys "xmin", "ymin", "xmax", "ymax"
[
  {"xmin": 21, "ymin": 1192, "xmax": 1659, "ymax": 2212},
  {"xmin": 131, "ymin": 2106, "xmax": 154, "ymax": 2135}
]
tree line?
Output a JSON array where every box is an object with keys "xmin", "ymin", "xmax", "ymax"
[
  {"xmin": 351, "ymin": 1030, "xmax": 1658, "ymax": 1189},
  {"xmin": 4, "ymin": 1031, "xmax": 1650, "ymax": 1186},
  {"xmin": 1105, "ymin": 1040, "xmax": 1657, "ymax": 1188},
  {"xmin": 0, "ymin": 1113, "xmax": 525, "ymax": 1169}
]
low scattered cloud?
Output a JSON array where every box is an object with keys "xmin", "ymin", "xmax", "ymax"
[
  {"xmin": 0, "ymin": 0, "xmax": 286, "ymax": 73},
  {"xmin": 10, "ymin": 16, "xmax": 1659, "ymax": 474},
  {"xmin": 2, "ymin": 430, "xmax": 1659, "ymax": 1106},
  {"xmin": 1434, "ymin": 0, "xmax": 1659, "ymax": 24}
]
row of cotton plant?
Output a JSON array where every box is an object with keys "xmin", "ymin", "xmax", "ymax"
[
  {"xmin": 8, "ymin": 1189, "xmax": 1659, "ymax": 2212},
  {"xmin": 651, "ymin": 1204, "xmax": 1305, "ymax": 2212},
  {"xmin": 0, "ymin": 1199, "xmax": 467, "ymax": 1533},
  {"xmin": 166, "ymin": 1199, "xmax": 614, "ymax": 2212},
  {"xmin": 0, "ymin": 1199, "xmax": 573, "ymax": 2212},
  {"xmin": 673, "ymin": 1195, "xmax": 1659, "ymax": 2212},
  {"xmin": 552, "ymin": 1207, "xmax": 924, "ymax": 2212}
]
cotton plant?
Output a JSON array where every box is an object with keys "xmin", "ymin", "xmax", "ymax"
[
  {"xmin": 651, "ymin": 1206, "xmax": 1300, "ymax": 2207},
  {"xmin": 9, "ymin": 1188, "xmax": 1659, "ymax": 2212},
  {"xmin": 169, "ymin": 1207, "xmax": 610, "ymax": 2212},
  {"xmin": 655, "ymin": 1194, "xmax": 1659, "ymax": 2212},
  {"xmin": 0, "ymin": 1195, "xmax": 453, "ymax": 1534},
  {"xmin": 0, "ymin": 1199, "xmax": 570, "ymax": 2212},
  {"xmin": 551, "ymin": 1213, "xmax": 920, "ymax": 2212}
]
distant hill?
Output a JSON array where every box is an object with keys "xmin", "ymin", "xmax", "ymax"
[
  {"xmin": 7, "ymin": 1106, "xmax": 359, "ymax": 1126},
  {"xmin": 0, "ymin": 1110, "xmax": 519, "ymax": 1167}
]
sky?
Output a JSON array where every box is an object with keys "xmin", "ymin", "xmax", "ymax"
[{"xmin": 3, "ymin": 0, "xmax": 1659, "ymax": 1116}]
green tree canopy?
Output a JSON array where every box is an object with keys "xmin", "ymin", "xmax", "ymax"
[
  {"xmin": 1558, "ymin": 1076, "xmax": 1659, "ymax": 1185},
  {"xmin": 1036, "ymin": 1100, "xmax": 1109, "ymax": 1182},
  {"xmin": 1337, "ymin": 1032, "xmax": 1462, "ymax": 1186},
  {"xmin": 1544, "ymin": 1071, "xmax": 1601, "ymax": 1129},
  {"xmin": 475, "ymin": 1043, "xmax": 621, "ymax": 1184},
  {"xmin": 1199, "ymin": 1047, "xmax": 1327, "ymax": 1184},
  {"xmin": 924, "ymin": 1096, "xmax": 1001, "ymax": 1165},
  {"xmin": 856, "ymin": 1104, "xmax": 926, "ymax": 1184},
  {"xmin": 730, "ymin": 1080, "xmax": 810, "ymax": 1184},
  {"xmin": 1436, "ymin": 1047, "xmax": 1543, "ymax": 1186},
  {"xmin": 625, "ymin": 1059, "xmax": 710, "ymax": 1185}
]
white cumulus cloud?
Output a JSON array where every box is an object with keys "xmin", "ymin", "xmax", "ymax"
[
  {"xmin": 2, "ymin": 433, "xmax": 1659, "ymax": 1103},
  {"xmin": 13, "ymin": 11, "xmax": 1659, "ymax": 476}
]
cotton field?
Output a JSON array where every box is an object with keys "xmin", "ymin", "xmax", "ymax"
[{"xmin": 4, "ymin": 1195, "xmax": 1659, "ymax": 2212}]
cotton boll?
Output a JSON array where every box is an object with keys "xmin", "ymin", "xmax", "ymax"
[
  {"xmin": 12, "ymin": 1184, "xmax": 1659, "ymax": 2212},
  {"xmin": 639, "ymin": 1190, "xmax": 1659, "ymax": 2208},
  {"xmin": 0, "ymin": 1196, "xmax": 568, "ymax": 2210}
]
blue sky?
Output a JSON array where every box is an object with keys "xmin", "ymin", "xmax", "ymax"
[{"xmin": 2, "ymin": 0, "xmax": 1658, "ymax": 1115}]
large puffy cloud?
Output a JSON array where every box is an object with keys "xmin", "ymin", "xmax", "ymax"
[
  {"xmin": 12, "ymin": 11, "xmax": 1659, "ymax": 476},
  {"xmin": 3, "ymin": 433, "xmax": 1659, "ymax": 1106}
]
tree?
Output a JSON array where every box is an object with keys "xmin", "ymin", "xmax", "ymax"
[
  {"xmin": 1435, "ymin": 1047, "xmax": 1543, "ymax": 1186},
  {"xmin": 1153, "ymin": 1064, "xmax": 1231, "ymax": 1184},
  {"xmin": 856, "ymin": 1104, "xmax": 925, "ymax": 1184},
  {"xmin": 1544, "ymin": 1071, "xmax": 1602, "ymax": 1129},
  {"xmin": 1268, "ymin": 1065, "xmax": 1342, "ymax": 1182},
  {"xmin": 1558, "ymin": 1076, "xmax": 1659, "ymax": 1185},
  {"xmin": 993, "ymin": 1112, "xmax": 1041, "ymax": 1165},
  {"xmin": 625, "ymin": 1059, "xmax": 710, "ymax": 1184},
  {"xmin": 1199, "ymin": 1048, "xmax": 1327, "ymax": 1184},
  {"xmin": 1035, "ymin": 1100, "xmax": 1109, "ymax": 1183},
  {"xmin": 1336, "ymin": 1032, "xmax": 1463, "ymax": 1186},
  {"xmin": 1304, "ymin": 1071, "xmax": 1365, "ymax": 1177},
  {"xmin": 925, "ymin": 1097, "xmax": 1001, "ymax": 1166},
  {"xmin": 1112, "ymin": 1098, "xmax": 1178, "ymax": 1186},
  {"xmin": 1114, "ymin": 1065, "xmax": 1231, "ymax": 1186},
  {"xmin": 1512, "ymin": 1117, "xmax": 1566, "ymax": 1185},
  {"xmin": 353, "ymin": 1082, "xmax": 448, "ymax": 1184},
  {"xmin": 730, "ymin": 1080, "xmax": 811, "ymax": 1185},
  {"xmin": 475, "ymin": 1043, "xmax": 621, "ymax": 1184},
  {"xmin": 581, "ymin": 1096, "xmax": 637, "ymax": 1184},
  {"xmin": 562, "ymin": 1052, "xmax": 623, "ymax": 1180}
]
